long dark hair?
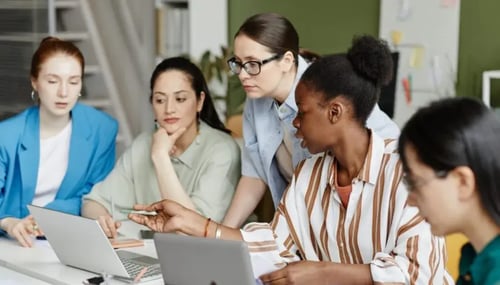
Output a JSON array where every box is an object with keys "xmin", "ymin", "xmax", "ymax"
[
  {"xmin": 398, "ymin": 97, "xmax": 500, "ymax": 226},
  {"xmin": 299, "ymin": 35, "xmax": 393, "ymax": 125},
  {"xmin": 150, "ymin": 57, "xmax": 230, "ymax": 134}
]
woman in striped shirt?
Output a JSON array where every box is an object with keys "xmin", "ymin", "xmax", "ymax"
[{"xmin": 129, "ymin": 35, "xmax": 453, "ymax": 284}]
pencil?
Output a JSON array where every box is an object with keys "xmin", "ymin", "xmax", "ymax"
[{"xmin": 133, "ymin": 266, "xmax": 148, "ymax": 283}]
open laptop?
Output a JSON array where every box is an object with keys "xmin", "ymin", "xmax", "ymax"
[
  {"xmin": 154, "ymin": 233, "xmax": 256, "ymax": 285},
  {"xmin": 27, "ymin": 205, "xmax": 162, "ymax": 282}
]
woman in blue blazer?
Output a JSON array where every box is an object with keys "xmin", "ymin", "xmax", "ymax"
[{"xmin": 0, "ymin": 37, "xmax": 118, "ymax": 247}]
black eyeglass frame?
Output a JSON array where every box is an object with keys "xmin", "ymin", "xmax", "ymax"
[
  {"xmin": 227, "ymin": 54, "xmax": 283, "ymax": 76},
  {"xmin": 402, "ymin": 170, "xmax": 449, "ymax": 192}
]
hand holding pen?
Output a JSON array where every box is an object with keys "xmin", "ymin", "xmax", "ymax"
[
  {"xmin": 128, "ymin": 201, "xmax": 175, "ymax": 233},
  {"xmin": 128, "ymin": 200, "xmax": 204, "ymax": 236}
]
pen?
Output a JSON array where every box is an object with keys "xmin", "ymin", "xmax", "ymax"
[{"xmin": 120, "ymin": 209, "xmax": 157, "ymax": 216}]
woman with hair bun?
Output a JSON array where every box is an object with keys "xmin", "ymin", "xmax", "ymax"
[
  {"xmin": 0, "ymin": 37, "xmax": 118, "ymax": 247},
  {"xmin": 129, "ymin": 35, "xmax": 452, "ymax": 285}
]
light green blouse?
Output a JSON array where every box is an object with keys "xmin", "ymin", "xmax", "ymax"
[{"xmin": 83, "ymin": 122, "xmax": 241, "ymax": 222}]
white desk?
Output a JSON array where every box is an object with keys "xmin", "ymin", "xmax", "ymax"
[
  {"xmin": 0, "ymin": 222, "xmax": 162, "ymax": 285},
  {"xmin": 0, "ymin": 265, "xmax": 51, "ymax": 284}
]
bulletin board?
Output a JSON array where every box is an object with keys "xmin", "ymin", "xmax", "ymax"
[{"xmin": 379, "ymin": 0, "xmax": 461, "ymax": 126}]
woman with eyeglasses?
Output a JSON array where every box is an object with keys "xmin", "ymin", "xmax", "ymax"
[
  {"xmin": 223, "ymin": 13, "xmax": 400, "ymax": 228},
  {"xmin": 129, "ymin": 35, "xmax": 452, "ymax": 285},
  {"xmin": 398, "ymin": 97, "xmax": 500, "ymax": 285}
]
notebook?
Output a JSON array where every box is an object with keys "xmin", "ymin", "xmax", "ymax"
[
  {"xmin": 154, "ymin": 233, "xmax": 256, "ymax": 285},
  {"xmin": 27, "ymin": 205, "xmax": 162, "ymax": 282}
]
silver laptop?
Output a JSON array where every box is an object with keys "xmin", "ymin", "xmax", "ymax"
[
  {"xmin": 154, "ymin": 233, "xmax": 256, "ymax": 285},
  {"xmin": 27, "ymin": 205, "xmax": 162, "ymax": 282}
]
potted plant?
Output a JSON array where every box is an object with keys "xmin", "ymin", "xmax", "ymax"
[{"xmin": 197, "ymin": 47, "xmax": 246, "ymax": 136}]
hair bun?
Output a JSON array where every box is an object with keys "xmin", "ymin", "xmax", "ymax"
[
  {"xmin": 39, "ymin": 36, "xmax": 61, "ymax": 46},
  {"xmin": 347, "ymin": 35, "xmax": 393, "ymax": 87}
]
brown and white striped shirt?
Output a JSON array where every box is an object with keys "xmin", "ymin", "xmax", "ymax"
[{"xmin": 241, "ymin": 132, "xmax": 454, "ymax": 284}]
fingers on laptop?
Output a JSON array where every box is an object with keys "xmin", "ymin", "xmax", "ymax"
[
  {"xmin": 10, "ymin": 218, "xmax": 35, "ymax": 247},
  {"xmin": 98, "ymin": 216, "xmax": 119, "ymax": 238},
  {"xmin": 30, "ymin": 217, "xmax": 44, "ymax": 237}
]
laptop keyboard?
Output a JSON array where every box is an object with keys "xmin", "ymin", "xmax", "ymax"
[{"xmin": 119, "ymin": 256, "xmax": 162, "ymax": 279}]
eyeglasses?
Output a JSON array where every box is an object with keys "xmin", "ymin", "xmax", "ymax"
[
  {"xmin": 227, "ymin": 54, "xmax": 283, "ymax": 76},
  {"xmin": 402, "ymin": 170, "xmax": 449, "ymax": 192}
]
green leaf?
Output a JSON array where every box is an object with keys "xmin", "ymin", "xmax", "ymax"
[{"xmin": 193, "ymin": 47, "xmax": 247, "ymax": 117}]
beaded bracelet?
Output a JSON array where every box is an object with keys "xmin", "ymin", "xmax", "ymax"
[{"xmin": 203, "ymin": 218, "xmax": 211, "ymax": 237}]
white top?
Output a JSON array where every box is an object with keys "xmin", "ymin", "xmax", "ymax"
[{"xmin": 33, "ymin": 122, "xmax": 72, "ymax": 207}]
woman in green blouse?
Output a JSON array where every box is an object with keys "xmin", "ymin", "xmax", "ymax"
[{"xmin": 82, "ymin": 57, "xmax": 241, "ymax": 238}]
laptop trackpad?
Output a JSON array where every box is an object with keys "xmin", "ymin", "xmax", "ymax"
[{"xmin": 117, "ymin": 250, "xmax": 158, "ymax": 265}]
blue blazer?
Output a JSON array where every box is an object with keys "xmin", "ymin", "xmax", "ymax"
[{"xmin": 0, "ymin": 103, "xmax": 118, "ymax": 229}]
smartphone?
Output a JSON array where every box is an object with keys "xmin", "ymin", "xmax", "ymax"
[
  {"xmin": 110, "ymin": 238, "xmax": 144, "ymax": 249},
  {"xmin": 140, "ymin": 230, "xmax": 155, "ymax": 239},
  {"xmin": 83, "ymin": 276, "xmax": 104, "ymax": 285}
]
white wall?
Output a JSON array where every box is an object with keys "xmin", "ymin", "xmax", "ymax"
[
  {"xmin": 379, "ymin": 0, "xmax": 460, "ymax": 126},
  {"xmin": 189, "ymin": 0, "xmax": 228, "ymax": 60}
]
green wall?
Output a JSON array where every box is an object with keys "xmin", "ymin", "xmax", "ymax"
[
  {"xmin": 458, "ymin": 0, "xmax": 500, "ymax": 106},
  {"xmin": 228, "ymin": 0, "xmax": 500, "ymax": 107},
  {"xmin": 228, "ymin": 0, "xmax": 380, "ymax": 55}
]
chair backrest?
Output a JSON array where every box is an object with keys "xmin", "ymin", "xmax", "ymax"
[{"xmin": 445, "ymin": 233, "xmax": 468, "ymax": 279}]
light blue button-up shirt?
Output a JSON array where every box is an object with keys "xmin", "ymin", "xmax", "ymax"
[{"xmin": 241, "ymin": 56, "xmax": 400, "ymax": 207}]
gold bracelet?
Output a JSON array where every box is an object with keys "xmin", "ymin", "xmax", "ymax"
[{"xmin": 215, "ymin": 224, "xmax": 222, "ymax": 239}]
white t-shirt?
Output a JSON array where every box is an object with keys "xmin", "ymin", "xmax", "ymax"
[{"xmin": 32, "ymin": 121, "xmax": 72, "ymax": 207}]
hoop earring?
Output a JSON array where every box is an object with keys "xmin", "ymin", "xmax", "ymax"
[
  {"xmin": 31, "ymin": 90, "xmax": 36, "ymax": 102},
  {"xmin": 78, "ymin": 93, "xmax": 82, "ymax": 97},
  {"xmin": 154, "ymin": 119, "xmax": 159, "ymax": 130}
]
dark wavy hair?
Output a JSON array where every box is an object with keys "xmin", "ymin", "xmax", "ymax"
[
  {"xmin": 149, "ymin": 57, "xmax": 230, "ymax": 134},
  {"xmin": 299, "ymin": 35, "xmax": 393, "ymax": 125},
  {"xmin": 398, "ymin": 97, "xmax": 500, "ymax": 226}
]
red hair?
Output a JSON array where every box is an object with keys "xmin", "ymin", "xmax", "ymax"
[{"xmin": 30, "ymin": 36, "xmax": 85, "ymax": 79}]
